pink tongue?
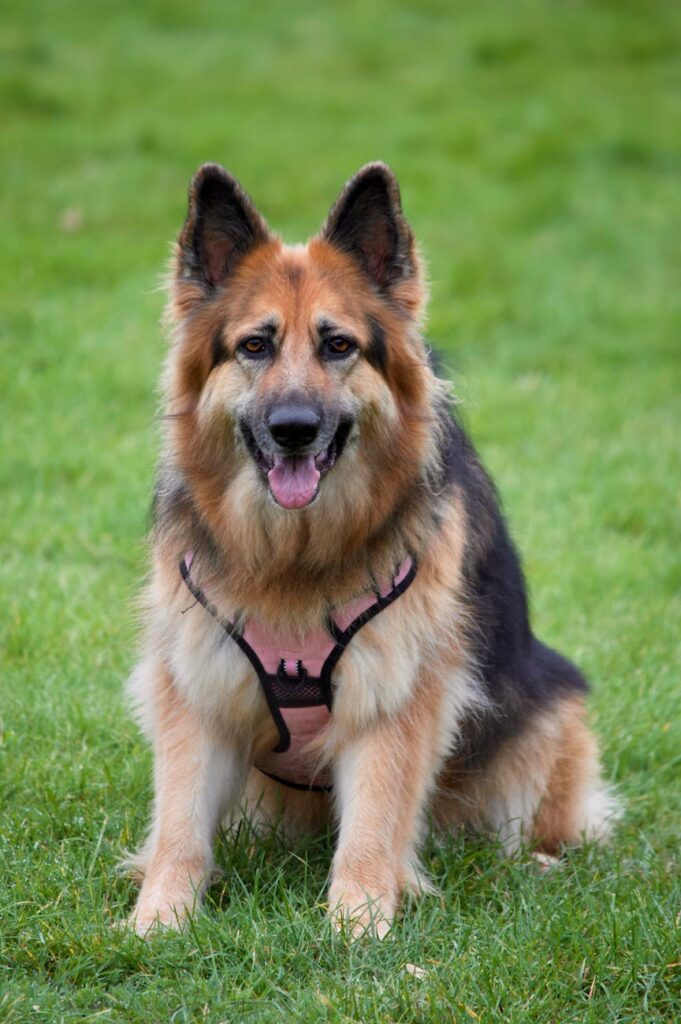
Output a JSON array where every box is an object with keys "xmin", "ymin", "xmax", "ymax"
[{"xmin": 268, "ymin": 455, "xmax": 320, "ymax": 509}]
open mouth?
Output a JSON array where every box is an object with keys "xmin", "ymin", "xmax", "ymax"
[{"xmin": 241, "ymin": 420, "xmax": 352, "ymax": 510}]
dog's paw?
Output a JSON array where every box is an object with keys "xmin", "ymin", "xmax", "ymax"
[
  {"xmin": 531, "ymin": 851, "xmax": 562, "ymax": 873},
  {"xmin": 126, "ymin": 903, "xmax": 186, "ymax": 938},
  {"xmin": 328, "ymin": 882, "xmax": 395, "ymax": 939},
  {"xmin": 128, "ymin": 885, "xmax": 198, "ymax": 937},
  {"xmin": 126, "ymin": 858, "xmax": 209, "ymax": 937}
]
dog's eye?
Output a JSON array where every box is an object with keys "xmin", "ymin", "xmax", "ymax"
[
  {"xmin": 323, "ymin": 336, "xmax": 357, "ymax": 359},
  {"xmin": 239, "ymin": 338, "xmax": 272, "ymax": 359}
]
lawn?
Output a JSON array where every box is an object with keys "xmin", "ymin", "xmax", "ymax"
[{"xmin": 1, "ymin": 0, "xmax": 680, "ymax": 1020}]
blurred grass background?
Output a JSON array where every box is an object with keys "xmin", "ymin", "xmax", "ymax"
[{"xmin": 1, "ymin": 1, "xmax": 679, "ymax": 1021}]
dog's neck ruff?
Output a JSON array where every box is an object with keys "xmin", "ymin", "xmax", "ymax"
[{"xmin": 179, "ymin": 551, "xmax": 417, "ymax": 791}]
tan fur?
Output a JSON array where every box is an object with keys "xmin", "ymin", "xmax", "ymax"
[
  {"xmin": 533, "ymin": 698, "xmax": 617, "ymax": 851},
  {"xmin": 125, "ymin": 166, "xmax": 618, "ymax": 937},
  {"xmin": 433, "ymin": 695, "xmax": 618, "ymax": 854},
  {"xmin": 128, "ymin": 663, "xmax": 248, "ymax": 933},
  {"xmin": 329, "ymin": 670, "xmax": 449, "ymax": 936},
  {"xmin": 161, "ymin": 240, "xmax": 441, "ymax": 625}
]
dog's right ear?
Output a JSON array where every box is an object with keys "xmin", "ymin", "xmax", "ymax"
[{"xmin": 176, "ymin": 164, "xmax": 271, "ymax": 291}]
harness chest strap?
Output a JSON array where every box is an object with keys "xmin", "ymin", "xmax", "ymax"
[{"xmin": 179, "ymin": 552, "xmax": 417, "ymax": 791}]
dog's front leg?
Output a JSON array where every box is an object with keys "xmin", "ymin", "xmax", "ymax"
[
  {"xmin": 329, "ymin": 683, "xmax": 444, "ymax": 937},
  {"xmin": 130, "ymin": 663, "xmax": 247, "ymax": 936}
]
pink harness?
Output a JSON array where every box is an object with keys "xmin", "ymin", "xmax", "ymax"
[{"xmin": 180, "ymin": 553, "xmax": 417, "ymax": 790}]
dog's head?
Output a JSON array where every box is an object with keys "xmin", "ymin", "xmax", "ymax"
[{"xmin": 164, "ymin": 163, "xmax": 439, "ymax": 566}]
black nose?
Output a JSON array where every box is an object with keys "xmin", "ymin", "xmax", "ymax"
[{"xmin": 267, "ymin": 404, "xmax": 321, "ymax": 449}]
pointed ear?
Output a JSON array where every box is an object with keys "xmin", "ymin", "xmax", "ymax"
[
  {"xmin": 177, "ymin": 163, "xmax": 271, "ymax": 288},
  {"xmin": 320, "ymin": 163, "xmax": 417, "ymax": 291}
]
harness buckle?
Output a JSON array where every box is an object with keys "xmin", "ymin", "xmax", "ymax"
[{"xmin": 277, "ymin": 658, "xmax": 308, "ymax": 684}]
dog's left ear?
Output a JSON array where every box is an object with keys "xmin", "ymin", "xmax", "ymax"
[{"xmin": 320, "ymin": 163, "xmax": 419, "ymax": 296}]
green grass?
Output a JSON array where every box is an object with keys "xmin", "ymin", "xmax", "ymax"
[{"xmin": 1, "ymin": 0, "xmax": 680, "ymax": 1020}]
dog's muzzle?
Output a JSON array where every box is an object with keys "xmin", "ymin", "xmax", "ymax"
[{"xmin": 240, "ymin": 413, "xmax": 353, "ymax": 510}]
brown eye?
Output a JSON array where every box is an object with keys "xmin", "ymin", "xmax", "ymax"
[
  {"xmin": 239, "ymin": 337, "xmax": 272, "ymax": 359},
  {"xmin": 324, "ymin": 336, "xmax": 357, "ymax": 359}
]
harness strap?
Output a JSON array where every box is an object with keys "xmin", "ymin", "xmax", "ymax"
[{"xmin": 179, "ymin": 553, "xmax": 418, "ymax": 790}]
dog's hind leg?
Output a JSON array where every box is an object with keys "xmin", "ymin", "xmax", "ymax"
[
  {"xmin": 531, "ymin": 696, "xmax": 621, "ymax": 853},
  {"xmin": 438, "ymin": 695, "xmax": 620, "ymax": 855},
  {"xmin": 450, "ymin": 696, "xmax": 614, "ymax": 856},
  {"xmin": 128, "ymin": 662, "xmax": 248, "ymax": 936}
]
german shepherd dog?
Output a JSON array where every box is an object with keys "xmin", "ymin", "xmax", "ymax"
[{"xmin": 126, "ymin": 162, "xmax": 618, "ymax": 936}]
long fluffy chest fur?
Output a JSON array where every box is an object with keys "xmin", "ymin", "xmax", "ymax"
[
  {"xmin": 131, "ymin": 501, "xmax": 481, "ymax": 761},
  {"xmin": 125, "ymin": 161, "xmax": 618, "ymax": 938}
]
